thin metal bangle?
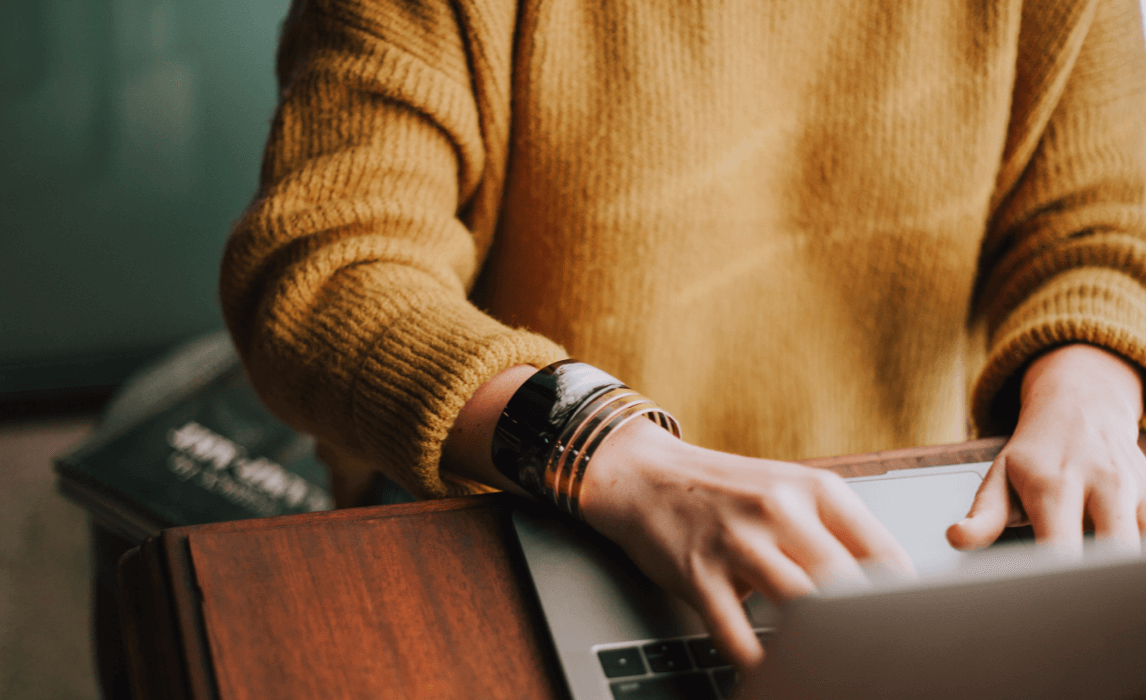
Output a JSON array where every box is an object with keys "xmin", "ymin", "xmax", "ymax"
[
  {"xmin": 544, "ymin": 389, "xmax": 641, "ymax": 506},
  {"xmin": 557, "ymin": 400, "xmax": 655, "ymax": 515},
  {"xmin": 565, "ymin": 404, "xmax": 680, "ymax": 519},
  {"xmin": 552, "ymin": 396, "xmax": 654, "ymax": 513}
]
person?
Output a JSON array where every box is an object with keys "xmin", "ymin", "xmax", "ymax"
[{"xmin": 220, "ymin": 0, "xmax": 1146, "ymax": 672}]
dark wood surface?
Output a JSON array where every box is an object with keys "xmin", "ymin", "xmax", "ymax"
[{"xmin": 118, "ymin": 439, "xmax": 1013, "ymax": 700}]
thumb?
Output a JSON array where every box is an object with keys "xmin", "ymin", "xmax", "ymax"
[{"xmin": 946, "ymin": 460, "xmax": 1010, "ymax": 550}]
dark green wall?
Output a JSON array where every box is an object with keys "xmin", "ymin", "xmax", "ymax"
[{"xmin": 1, "ymin": 0, "xmax": 289, "ymax": 397}]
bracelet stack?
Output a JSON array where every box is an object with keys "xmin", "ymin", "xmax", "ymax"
[{"xmin": 491, "ymin": 360, "xmax": 681, "ymax": 519}]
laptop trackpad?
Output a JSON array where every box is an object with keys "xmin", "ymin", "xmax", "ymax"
[
  {"xmin": 847, "ymin": 470, "xmax": 984, "ymax": 575},
  {"xmin": 743, "ymin": 469, "xmax": 985, "ymax": 627}
]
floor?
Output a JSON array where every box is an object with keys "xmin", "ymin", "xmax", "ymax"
[{"xmin": 1, "ymin": 415, "xmax": 101, "ymax": 700}]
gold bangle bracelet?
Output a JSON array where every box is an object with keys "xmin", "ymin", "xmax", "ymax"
[
  {"xmin": 554, "ymin": 395, "xmax": 654, "ymax": 515},
  {"xmin": 563, "ymin": 403, "xmax": 658, "ymax": 517},
  {"xmin": 542, "ymin": 388, "xmax": 680, "ymax": 519},
  {"xmin": 542, "ymin": 388, "xmax": 640, "ymax": 508},
  {"xmin": 566, "ymin": 404, "xmax": 680, "ymax": 519}
]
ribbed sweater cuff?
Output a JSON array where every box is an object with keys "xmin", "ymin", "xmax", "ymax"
[
  {"xmin": 352, "ymin": 300, "xmax": 566, "ymax": 499},
  {"xmin": 971, "ymin": 267, "xmax": 1146, "ymax": 435}
]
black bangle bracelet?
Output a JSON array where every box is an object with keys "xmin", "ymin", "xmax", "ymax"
[
  {"xmin": 491, "ymin": 360, "xmax": 680, "ymax": 517},
  {"xmin": 491, "ymin": 360, "xmax": 624, "ymax": 497}
]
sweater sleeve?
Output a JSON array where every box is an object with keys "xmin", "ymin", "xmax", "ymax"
[
  {"xmin": 971, "ymin": 0, "xmax": 1146, "ymax": 435},
  {"xmin": 219, "ymin": 0, "xmax": 566, "ymax": 499}
]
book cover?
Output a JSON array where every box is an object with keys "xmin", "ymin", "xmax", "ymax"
[{"xmin": 55, "ymin": 333, "xmax": 333, "ymax": 542}]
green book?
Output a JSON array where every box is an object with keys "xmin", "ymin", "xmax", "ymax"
[{"xmin": 55, "ymin": 332, "xmax": 333, "ymax": 543}]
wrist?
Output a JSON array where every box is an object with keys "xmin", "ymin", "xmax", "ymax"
[
  {"xmin": 1020, "ymin": 344, "xmax": 1144, "ymax": 426},
  {"xmin": 490, "ymin": 360, "xmax": 681, "ymax": 519},
  {"xmin": 578, "ymin": 418, "xmax": 683, "ymax": 532},
  {"xmin": 441, "ymin": 364, "xmax": 539, "ymax": 495}
]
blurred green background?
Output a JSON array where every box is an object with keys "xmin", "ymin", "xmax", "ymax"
[{"xmin": 1, "ymin": 0, "xmax": 290, "ymax": 402}]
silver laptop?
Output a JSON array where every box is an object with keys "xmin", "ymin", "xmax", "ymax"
[{"xmin": 512, "ymin": 463, "xmax": 1146, "ymax": 700}]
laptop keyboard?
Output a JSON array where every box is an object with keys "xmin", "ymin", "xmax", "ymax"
[{"xmin": 595, "ymin": 630, "xmax": 773, "ymax": 699}]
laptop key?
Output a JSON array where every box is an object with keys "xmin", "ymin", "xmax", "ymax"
[
  {"xmin": 686, "ymin": 638, "xmax": 728, "ymax": 668},
  {"xmin": 609, "ymin": 672, "xmax": 718, "ymax": 700},
  {"xmin": 598, "ymin": 647, "xmax": 648, "ymax": 678},
  {"xmin": 642, "ymin": 640, "xmax": 693, "ymax": 673},
  {"xmin": 712, "ymin": 668, "xmax": 739, "ymax": 699}
]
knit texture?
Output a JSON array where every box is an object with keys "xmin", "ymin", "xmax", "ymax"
[{"xmin": 221, "ymin": 0, "xmax": 1146, "ymax": 499}]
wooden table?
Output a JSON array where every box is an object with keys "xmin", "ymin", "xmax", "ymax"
[{"xmin": 117, "ymin": 438, "xmax": 1013, "ymax": 700}]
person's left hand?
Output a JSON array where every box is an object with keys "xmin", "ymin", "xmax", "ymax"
[{"xmin": 947, "ymin": 343, "xmax": 1146, "ymax": 553}]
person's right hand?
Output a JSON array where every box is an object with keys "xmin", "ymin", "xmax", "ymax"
[{"xmin": 578, "ymin": 419, "xmax": 915, "ymax": 671}]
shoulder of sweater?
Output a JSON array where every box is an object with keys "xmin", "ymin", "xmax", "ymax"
[
  {"xmin": 302, "ymin": 0, "xmax": 518, "ymax": 58},
  {"xmin": 277, "ymin": 0, "xmax": 520, "ymax": 99}
]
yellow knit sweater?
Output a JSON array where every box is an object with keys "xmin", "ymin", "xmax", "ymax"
[{"xmin": 221, "ymin": 0, "xmax": 1146, "ymax": 500}]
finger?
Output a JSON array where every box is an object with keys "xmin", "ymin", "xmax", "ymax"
[
  {"xmin": 723, "ymin": 532, "xmax": 818, "ymax": 605},
  {"xmin": 1086, "ymin": 480, "xmax": 1142, "ymax": 549},
  {"xmin": 1024, "ymin": 475, "xmax": 1085, "ymax": 553},
  {"xmin": 772, "ymin": 517, "xmax": 869, "ymax": 590},
  {"xmin": 947, "ymin": 456, "xmax": 1011, "ymax": 550},
  {"xmin": 815, "ymin": 477, "xmax": 915, "ymax": 575},
  {"xmin": 690, "ymin": 568, "xmax": 766, "ymax": 671}
]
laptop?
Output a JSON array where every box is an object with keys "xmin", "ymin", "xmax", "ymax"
[{"xmin": 512, "ymin": 463, "xmax": 1146, "ymax": 700}]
